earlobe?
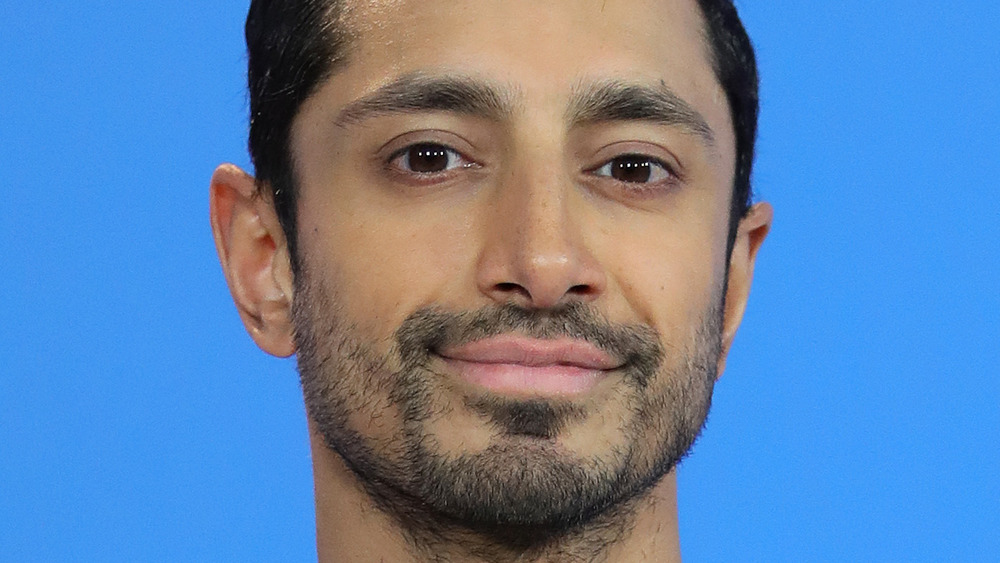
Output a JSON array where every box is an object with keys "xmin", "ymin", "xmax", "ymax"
[
  {"xmin": 210, "ymin": 164, "xmax": 296, "ymax": 358},
  {"xmin": 717, "ymin": 202, "xmax": 773, "ymax": 376}
]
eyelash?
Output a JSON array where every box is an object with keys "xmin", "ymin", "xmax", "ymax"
[
  {"xmin": 589, "ymin": 154, "xmax": 677, "ymax": 186},
  {"xmin": 387, "ymin": 143, "xmax": 476, "ymax": 176},
  {"xmin": 387, "ymin": 143, "xmax": 679, "ymax": 190}
]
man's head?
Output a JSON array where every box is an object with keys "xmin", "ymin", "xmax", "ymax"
[
  {"xmin": 211, "ymin": 0, "xmax": 771, "ymax": 555},
  {"xmin": 243, "ymin": 0, "xmax": 759, "ymax": 270}
]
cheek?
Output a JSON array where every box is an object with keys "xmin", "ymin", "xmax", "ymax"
[
  {"xmin": 297, "ymin": 201, "xmax": 478, "ymax": 341},
  {"xmin": 599, "ymin": 212, "xmax": 728, "ymax": 339}
]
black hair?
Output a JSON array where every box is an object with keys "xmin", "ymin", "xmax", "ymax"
[
  {"xmin": 245, "ymin": 0, "xmax": 347, "ymax": 266},
  {"xmin": 244, "ymin": 0, "xmax": 758, "ymax": 269},
  {"xmin": 696, "ymin": 0, "xmax": 759, "ymax": 246}
]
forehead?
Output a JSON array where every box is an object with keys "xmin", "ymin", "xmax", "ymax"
[
  {"xmin": 342, "ymin": 2, "xmax": 721, "ymax": 106},
  {"xmin": 297, "ymin": 0, "xmax": 734, "ymax": 163},
  {"xmin": 343, "ymin": 0, "xmax": 709, "ymax": 61}
]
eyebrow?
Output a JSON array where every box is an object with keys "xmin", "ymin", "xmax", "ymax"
[
  {"xmin": 334, "ymin": 73, "xmax": 517, "ymax": 127},
  {"xmin": 568, "ymin": 80, "xmax": 716, "ymax": 146},
  {"xmin": 333, "ymin": 74, "xmax": 715, "ymax": 147}
]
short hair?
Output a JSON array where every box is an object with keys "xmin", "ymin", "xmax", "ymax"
[{"xmin": 245, "ymin": 0, "xmax": 758, "ymax": 270}]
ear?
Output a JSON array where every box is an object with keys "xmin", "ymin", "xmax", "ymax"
[
  {"xmin": 209, "ymin": 164, "xmax": 296, "ymax": 357},
  {"xmin": 717, "ymin": 202, "xmax": 773, "ymax": 376}
]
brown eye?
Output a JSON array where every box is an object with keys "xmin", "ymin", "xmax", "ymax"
[
  {"xmin": 594, "ymin": 154, "xmax": 672, "ymax": 184},
  {"xmin": 395, "ymin": 143, "xmax": 461, "ymax": 174}
]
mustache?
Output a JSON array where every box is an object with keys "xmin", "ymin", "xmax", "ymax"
[{"xmin": 394, "ymin": 302, "xmax": 664, "ymax": 388}]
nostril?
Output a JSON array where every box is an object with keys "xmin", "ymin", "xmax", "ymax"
[
  {"xmin": 568, "ymin": 284, "xmax": 597, "ymax": 296},
  {"xmin": 491, "ymin": 281, "xmax": 534, "ymax": 305}
]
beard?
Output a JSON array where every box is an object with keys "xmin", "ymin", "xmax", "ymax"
[{"xmin": 292, "ymin": 269, "xmax": 722, "ymax": 544}]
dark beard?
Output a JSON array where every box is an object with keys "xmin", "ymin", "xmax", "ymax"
[{"xmin": 293, "ymin": 274, "xmax": 722, "ymax": 555}]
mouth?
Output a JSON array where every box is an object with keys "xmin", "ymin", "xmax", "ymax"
[{"xmin": 436, "ymin": 335, "xmax": 624, "ymax": 397}]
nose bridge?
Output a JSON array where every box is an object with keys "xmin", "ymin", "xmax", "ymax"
[
  {"xmin": 477, "ymin": 152, "xmax": 605, "ymax": 308},
  {"xmin": 510, "ymin": 166, "xmax": 574, "ymax": 265}
]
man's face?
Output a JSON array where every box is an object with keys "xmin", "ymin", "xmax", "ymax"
[{"xmin": 288, "ymin": 0, "xmax": 741, "ymax": 531}]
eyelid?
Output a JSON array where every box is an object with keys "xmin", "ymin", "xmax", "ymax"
[
  {"xmin": 589, "ymin": 154, "xmax": 677, "ymax": 183},
  {"xmin": 588, "ymin": 139, "xmax": 685, "ymax": 175},
  {"xmin": 387, "ymin": 143, "xmax": 471, "ymax": 174},
  {"xmin": 379, "ymin": 128, "xmax": 480, "ymax": 160},
  {"xmin": 379, "ymin": 128, "xmax": 486, "ymax": 176}
]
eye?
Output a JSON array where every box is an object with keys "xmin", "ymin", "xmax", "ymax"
[
  {"xmin": 592, "ymin": 154, "xmax": 674, "ymax": 184},
  {"xmin": 390, "ymin": 143, "xmax": 471, "ymax": 174}
]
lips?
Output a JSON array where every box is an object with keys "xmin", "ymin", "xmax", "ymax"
[{"xmin": 436, "ymin": 335, "xmax": 623, "ymax": 396}]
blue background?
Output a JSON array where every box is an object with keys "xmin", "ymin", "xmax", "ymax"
[{"xmin": 3, "ymin": 2, "xmax": 998, "ymax": 561}]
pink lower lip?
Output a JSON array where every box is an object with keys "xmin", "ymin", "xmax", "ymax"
[
  {"xmin": 443, "ymin": 358, "xmax": 605, "ymax": 396},
  {"xmin": 437, "ymin": 336, "xmax": 619, "ymax": 396}
]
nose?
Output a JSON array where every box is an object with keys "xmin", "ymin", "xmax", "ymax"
[{"xmin": 475, "ymin": 168, "xmax": 606, "ymax": 309}]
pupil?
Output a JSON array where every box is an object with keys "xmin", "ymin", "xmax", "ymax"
[
  {"xmin": 409, "ymin": 144, "xmax": 449, "ymax": 173},
  {"xmin": 612, "ymin": 157, "xmax": 652, "ymax": 183}
]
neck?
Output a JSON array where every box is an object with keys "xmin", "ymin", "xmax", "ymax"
[{"xmin": 308, "ymin": 421, "xmax": 682, "ymax": 563}]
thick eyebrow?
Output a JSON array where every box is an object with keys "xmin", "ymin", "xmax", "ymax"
[
  {"xmin": 568, "ymin": 80, "xmax": 716, "ymax": 146},
  {"xmin": 334, "ymin": 73, "xmax": 516, "ymax": 127}
]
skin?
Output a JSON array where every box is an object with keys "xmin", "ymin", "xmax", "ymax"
[{"xmin": 210, "ymin": 0, "xmax": 772, "ymax": 561}]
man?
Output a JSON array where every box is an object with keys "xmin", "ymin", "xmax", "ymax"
[{"xmin": 210, "ymin": 0, "xmax": 771, "ymax": 560}]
